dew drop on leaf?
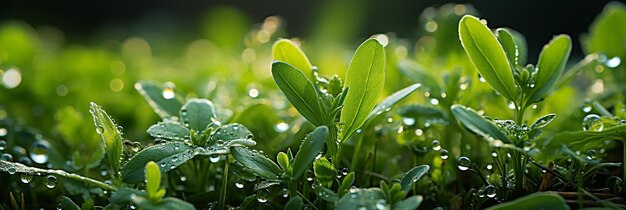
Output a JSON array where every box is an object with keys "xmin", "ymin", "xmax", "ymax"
[
  {"xmin": 402, "ymin": 117, "xmax": 416, "ymax": 126},
  {"xmin": 209, "ymin": 154, "xmax": 220, "ymax": 163},
  {"xmin": 457, "ymin": 156, "xmax": 471, "ymax": 171},
  {"xmin": 0, "ymin": 140, "xmax": 6, "ymax": 150},
  {"xmin": 235, "ymin": 182, "xmax": 244, "ymax": 189},
  {"xmin": 440, "ymin": 149, "xmax": 449, "ymax": 160},
  {"xmin": 432, "ymin": 140, "xmax": 441, "ymax": 151},
  {"xmin": 485, "ymin": 185, "xmax": 496, "ymax": 198},
  {"xmin": 477, "ymin": 189, "xmax": 485, "ymax": 197},
  {"xmin": 375, "ymin": 199, "xmax": 387, "ymax": 210},
  {"xmin": 2, "ymin": 153, "xmax": 12, "ymax": 161},
  {"xmin": 281, "ymin": 188, "xmax": 289, "ymax": 198},
  {"xmin": 162, "ymin": 82, "xmax": 176, "ymax": 99},
  {"xmin": 95, "ymin": 126, "xmax": 104, "ymax": 134},
  {"xmin": 20, "ymin": 173, "xmax": 33, "ymax": 183},
  {"xmin": 30, "ymin": 140, "xmax": 50, "ymax": 164},
  {"xmin": 582, "ymin": 114, "xmax": 603, "ymax": 131},
  {"xmin": 275, "ymin": 122, "xmax": 289, "ymax": 133},
  {"xmin": 45, "ymin": 175, "xmax": 57, "ymax": 188},
  {"xmin": 256, "ymin": 189, "xmax": 270, "ymax": 203},
  {"xmin": 131, "ymin": 142, "xmax": 141, "ymax": 152}
]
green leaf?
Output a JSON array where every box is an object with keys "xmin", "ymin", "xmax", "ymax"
[
  {"xmin": 367, "ymin": 83, "xmax": 421, "ymax": 120},
  {"xmin": 313, "ymin": 156, "xmax": 336, "ymax": 188},
  {"xmin": 451, "ymin": 105, "xmax": 511, "ymax": 144},
  {"xmin": 582, "ymin": 2, "xmax": 626, "ymax": 59},
  {"xmin": 135, "ymin": 81, "xmax": 183, "ymax": 118},
  {"xmin": 272, "ymin": 39, "xmax": 314, "ymax": 80},
  {"xmin": 59, "ymin": 196, "xmax": 81, "ymax": 210},
  {"xmin": 180, "ymin": 99, "xmax": 218, "ymax": 131},
  {"xmin": 496, "ymin": 28, "xmax": 526, "ymax": 67},
  {"xmin": 547, "ymin": 124, "xmax": 626, "ymax": 150},
  {"xmin": 485, "ymin": 192, "xmax": 569, "ymax": 210},
  {"xmin": 459, "ymin": 15, "xmax": 517, "ymax": 101},
  {"xmin": 89, "ymin": 102, "xmax": 123, "ymax": 176},
  {"xmin": 312, "ymin": 184, "xmax": 339, "ymax": 202},
  {"xmin": 400, "ymin": 165, "xmax": 429, "ymax": 191},
  {"xmin": 230, "ymin": 147, "xmax": 282, "ymax": 180},
  {"xmin": 335, "ymin": 188, "xmax": 386, "ymax": 210},
  {"xmin": 208, "ymin": 123, "xmax": 254, "ymax": 146},
  {"xmin": 292, "ymin": 126, "xmax": 329, "ymax": 179},
  {"xmin": 276, "ymin": 152, "xmax": 290, "ymax": 173},
  {"xmin": 527, "ymin": 35, "xmax": 572, "ymax": 103},
  {"xmin": 272, "ymin": 61, "xmax": 324, "ymax": 126},
  {"xmin": 341, "ymin": 38, "xmax": 386, "ymax": 141},
  {"xmin": 530, "ymin": 113, "xmax": 556, "ymax": 129},
  {"xmin": 398, "ymin": 104, "xmax": 449, "ymax": 127},
  {"xmin": 122, "ymin": 142, "xmax": 196, "ymax": 184},
  {"xmin": 393, "ymin": 195, "xmax": 423, "ymax": 210},
  {"xmin": 338, "ymin": 172, "xmax": 355, "ymax": 197},
  {"xmin": 284, "ymin": 196, "xmax": 303, "ymax": 210},
  {"xmin": 147, "ymin": 121, "xmax": 190, "ymax": 141},
  {"xmin": 145, "ymin": 161, "xmax": 166, "ymax": 201}
]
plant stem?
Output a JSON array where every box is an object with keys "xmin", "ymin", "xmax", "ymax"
[
  {"xmin": 327, "ymin": 125, "xmax": 339, "ymax": 166},
  {"xmin": 218, "ymin": 156, "xmax": 229, "ymax": 210},
  {"xmin": 0, "ymin": 160, "xmax": 117, "ymax": 191},
  {"xmin": 350, "ymin": 133, "xmax": 364, "ymax": 174}
]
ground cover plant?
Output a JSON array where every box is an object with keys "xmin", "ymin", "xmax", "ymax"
[{"xmin": 0, "ymin": 2, "xmax": 625, "ymax": 209}]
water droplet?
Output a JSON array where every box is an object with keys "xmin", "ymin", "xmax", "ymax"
[
  {"xmin": 256, "ymin": 189, "xmax": 270, "ymax": 203},
  {"xmin": 415, "ymin": 129, "xmax": 423, "ymax": 136},
  {"xmin": 402, "ymin": 118, "xmax": 416, "ymax": 126},
  {"xmin": 431, "ymin": 140, "xmax": 441, "ymax": 151},
  {"xmin": 582, "ymin": 114, "xmax": 603, "ymax": 131},
  {"xmin": 341, "ymin": 168, "xmax": 349, "ymax": 176},
  {"xmin": 375, "ymin": 199, "xmax": 387, "ymax": 210},
  {"xmin": 440, "ymin": 149, "xmax": 449, "ymax": 160},
  {"xmin": 2, "ymin": 68, "xmax": 22, "ymax": 89},
  {"xmin": 30, "ymin": 140, "xmax": 50, "ymax": 164},
  {"xmin": 491, "ymin": 152, "xmax": 498, "ymax": 158},
  {"xmin": 235, "ymin": 182, "xmax": 244, "ymax": 189},
  {"xmin": 281, "ymin": 188, "xmax": 289, "ymax": 198},
  {"xmin": 457, "ymin": 156, "xmax": 471, "ymax": 171},
  {"xmin": 532, "ymin": 104, "xmax": 538, "ymax": 110},
  {"xmin": 0, "ymin": 140, "xmax": 6, "ymax": 150},
  {"xmin": 477, "ymin": 189, "xmax": 485, "ymax": 197},
  {"xmin": 7, "ymin": 166, "xmax": 17, "ymax": 174},
  {"xmin": 275, "ymin": 122, "xmax": 289, "ymax": 133},
  {"xmin": 45, "ymin": 175, "xmax": 57, "ymax": 188},
  {"xmin": 209, "ymin": 154, "xmax": 220, "ymax": 163},
  {"xmin": 485, "ymin": 185, "xmax": 497, "ymax": 198},
  {"xmin": 248, "ymin": 88, "xmax": 259, "ymax": 98},
  {"xmin": 606, "ymin": 56, "xmax": 621, "ymax": 68},
  {"xmin": 429, "ymin": 98, "xmax": 439, "ymax": 105},
  {"xmin": 131, "ymin": 142, "xmax": 141, "ymax": 152},
  {"xmin": 508, "ymin": 102, "xmax": 516, "ymax": 110},
  {"xmin": 20, "ymin": 173, "xmax": 33, "ymax": 183},
  {"xmin": 162, "ymin": 82, "xmax": 176, "ymax": 99},
  {"xmin": 486, "ymin": 164, "xmax": 493, "ymax": 170},
  {"xmin": 586, "ymin": 150, "xmax": 596, "ymax": 160},
  {"xmin": 582, "ymin": 102, "xmax": 592, "ymax": 113},
  {"xmin": 478, "ymin": 74, "xmax": 486, "ymax": 82},
  {"xmin": 0, "ymin": 128, "xmax": 7, "ymax": 137},
  {"xmin": 2, "ymin": 153, "xmax": 12, "ymax": 161}
]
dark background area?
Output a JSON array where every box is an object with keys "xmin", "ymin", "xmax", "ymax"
[{"xmin": 0, "ymin": 0, "xmax": 622, "ymax": 59}]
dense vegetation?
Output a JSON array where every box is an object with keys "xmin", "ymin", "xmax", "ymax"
[{"xmin": 1, "ymin": 2, "xmax": 625, "ymax": 210}]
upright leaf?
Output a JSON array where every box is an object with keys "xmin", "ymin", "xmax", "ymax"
[
  {"xmin": 313, "ymin": 156, "xmax": 336, "ymax": 188},
  {"xmin": 496, "ymin": 28, "xmax": 527, "ymax": 67},
  {"xmin": 400, "ymin": 165, "xmax": 430, "ymax": 191},
  {"xmin": 485, "ymin": 192, "xmax": 569, "ymax": 210},
  {"xmin": 393, "ymin": 195, "xmax": 423, "ymax": 210},
  {"xmin": 231, "ymin": 147, "xmax": 282, "ymax": 180},
  {"xmin": 122, "ymin": 142, "xmax": 198, "ymax": 184},
  {"xmin": 527, "ymin": 35, "xmax": 572, "ymax": 103},
  {"xmin": 341, "ymin": 38, "xmax": 386, "ymax": 141},
  {"xmin": 292, "ymin": 126, "xmax": 329, "ymax": 179},
  {"xmin": 89, "ymin": 102, "xmax": 123, "ymax": 175},
  {"xmin": 451, "ymin": 105, "xmax": 511, "ymax": 143},
  {"xmin": 135, "ymin": 81, "xmax": 183, "ymax": 118},
  {"xmin": 272, "ymin": 61, "xmax": 324, "ymax": 126},
  {"xmin": 180, "ymin": 99, "xmax": 218, "ymax": 131},
  {"xmin": 59, "ymin": 196, "xmax": 81, "ymax": 210},
  {"xmin": 145, "ymin": 161, "xmax": 166, "ymax": 201},
  {"xmin": 459, "ymin": 15, "xmax": 517, "ymax": 101},
  {"xmin": 284, "ymin": 197, "xmax": 303, "ymax": 210},
  {"xmin": 272, "ymin": 39, "xmax": 314, "ymax": 80}
]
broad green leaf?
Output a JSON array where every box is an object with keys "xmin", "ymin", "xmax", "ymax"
[
  {"xmin": 459, "ymin": 15, "xmax": 517, "ymax": 101},
  {"xmin": 145, "ymin": 161, "xmax": 166, "ymax": 201},
  {"xmin": 527, "ymin": 35, "xmax": 572, "ymax": 103},
  {"xmin": 367, "ymin": 83, "xmax": 421, "ymax": 120},
  {"xmin": 180, "ymin": 99, "xmax": 218, "ymax": 131},
  {"xmin": 59, "ymin": 196, "xmax": 81, "ymax": 210},
  {"xmin": 230, "ymin": 147, "xmax": 282, "ymax": 180},
  {"xmin": 292, "ymin": 126, "xmax": 329, "ymax": 179},
  {"xmin": 485, "ymin": 192, "xmax": 569, "ymax": 210},
  {"xmin": 122, "ymin": 142, "xmax": 196, "ymax": 184},
  {"xmin": 284, "ymin": 197, "xmax": 303, "ymax": 210},
  {"xmin": 451, "ymin": 105, "xmax": 511, "ymax": 143},
  {"xmin": 135, "ymin": 81, "xmax": 183, "ymax": 118},
  {"xmin": 272, "ymin": 61, "xmax": 324, "ymax": 126},
  {"xmin": 582, "ymin": 2, "xmax": 626, "ymax": 59},
  {"xmin": 341, "ymin": 38, "xmax": 386, "ymax": 141},
  {"xmin": 208, "ymin": 123, "xmax": 254, "ymax": 146},
  {"xmin": 393, "ymin": 195, "xmax": 423, "ymax": 210},
  {"xmin": 338, "ymin": 172, "xmax": 355, "ymax": 197},
  {"xmin": 147, "ymin": 121, "xmax": 190, "ymax": 141},
  {"xmin": 313, "ymin": 156, "xmax": 336, "ymax": 188},
  {"xmin": 530, "ymin": 113, "xmax": 556, "ymax": 129},
  {"xmin": 335, "ymin": 188, "xmax": 386, "ymax": 210},
  {"xmin": 89, "ymin": 102, "xmax": 123, "ymax": 175},
  {"xmin": 272, "ymin": 39, "xmax": 314, "ymax": 80},
  {"xmin": 110, "ymin": 187, "xmax": 145, "ymax": 205},
  {"xmin": 400, "ymin": 165, "xmax": 430, "ymax": 191},
  {"xmin": 496, "ymin": 28, "xmax": 525, "ymax": 67},
  {"xmin": 547, "ymin": 124, "xmax": 626, "ymax": 150},
  {"xmin": 112, "ymin": 187, "xmax": 195, "ymax": 210},
  {"xmin": 398, "ymin": 104, "xmax": 449, "ymax": 127},
  {"xmin": 276, "ymin": 152, "xmax": 290, "ymax": 173}
]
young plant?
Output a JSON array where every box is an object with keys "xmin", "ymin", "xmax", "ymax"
[{"xmin": 453, "ymin": 14, "xmax": 572, "ymax": 197}]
